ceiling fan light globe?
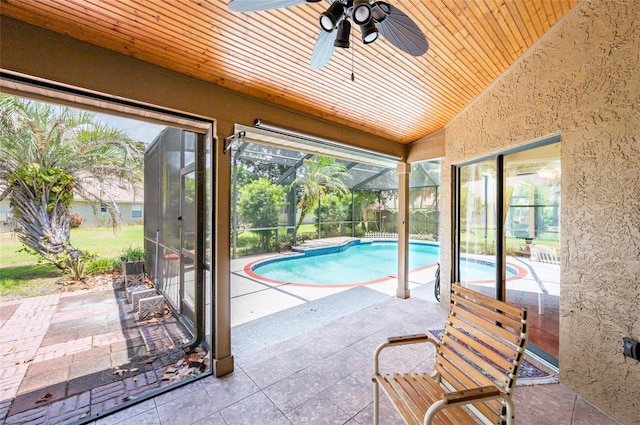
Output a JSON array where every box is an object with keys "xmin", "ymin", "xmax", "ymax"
[
  {"xmin": 363, "ymin": 32, "xmax": 378, "ymax": 44},
  {"xmin": 352, "ymin": 0, "xmax": 372, "ymax": 25},
  {"xmin": 361, "ymin": 24, "xmax": 378, "ymax": 44},
  {"xmin": 319, "ymin": 15, "xmax": 335, "ymax": 32},
  {"xmin": 319, "ymin": 2, "xmax": 345, "ymax": 33}
]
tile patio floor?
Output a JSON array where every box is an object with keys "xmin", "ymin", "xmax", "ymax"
[
  {"xmin": 92, "ymin": 290, "xmax": 622, "ymax": 425},
  {"xmin": 0, "ymin": 244, "xmax": 625, "ymax": 424}
]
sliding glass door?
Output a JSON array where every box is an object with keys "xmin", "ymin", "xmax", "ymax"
[
  {"xmin": 455, "ymin": 139, "xmax": 560, "ymax": 363},
  {"xmin": 457, "ymin": 159, "xmax": 498, "ymax": 297}
]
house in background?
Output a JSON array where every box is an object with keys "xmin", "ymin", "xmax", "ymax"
[
  {"xmin": 69, "ymin": 183, "xmax": 144, "ymax": 228},
  {"xmin": 0, "ymin": 183, "xmax": 144, "ymax": 233}
]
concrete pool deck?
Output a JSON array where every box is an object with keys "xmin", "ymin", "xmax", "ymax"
[
  {"xmin": 230, "ymin": 237, "xmax": 558, "ymax": 327},
  {"xmin": 230, "ymin": 237, "xmax": 561, "ymax": 359},
  {"xmin": 229, "ymin": 237, "xmax": 440, "ymax": 329}
]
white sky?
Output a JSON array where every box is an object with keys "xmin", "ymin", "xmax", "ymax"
[{"xmin": 96, "ymin": 113, "xmax": 166, "ymax": 145}]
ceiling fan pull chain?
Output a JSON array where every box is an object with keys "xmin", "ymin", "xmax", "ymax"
[{"xmin": 351, "ymin": 31, "xmax": 355, "ymax": 81}]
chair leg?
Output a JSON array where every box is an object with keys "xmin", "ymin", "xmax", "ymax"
[
  {"xmin": 505, "ymin": 397, "xmax": 516, "ymax": 425},
  {"xmin": 373, "ymin": 379, "xmax": 380, "ymax": 425}
]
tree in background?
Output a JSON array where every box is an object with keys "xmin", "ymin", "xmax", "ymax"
[
  {"xmin": 352, "ymin": 190, "xmax": 381, "ymax": 234},
  {"xmin": 0, "ymin": 95, "xmax": 143, "ymax": 274},
  {"xmin": 237, "ymin": 178, "xmax": 286, "ymax": 251},
  {"xmin": 316, "ymin": 191, "xmax": 350, "ymax": 237},
  {"xmin": 292, "ymin": 156, "xmax": 350, "ymax": 232}
]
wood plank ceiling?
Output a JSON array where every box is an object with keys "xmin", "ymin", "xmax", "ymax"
[{"xmin": 0, "ymin": 0, "xmax": 580, "ymax": 144}]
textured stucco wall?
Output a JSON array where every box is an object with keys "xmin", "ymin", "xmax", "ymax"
[{"xmin": 439, "ymin": 0, "xmax": 640, "ymax": 423}]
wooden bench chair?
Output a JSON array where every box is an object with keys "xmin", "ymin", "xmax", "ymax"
[{"xmin": 373, "ymin": 283, "xmax": 529, "ymax": 425}]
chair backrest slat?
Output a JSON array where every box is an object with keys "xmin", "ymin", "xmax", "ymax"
[
  {"xmin": 441, "ymin": 330, "xmax": 513, "ymax": 386},
  {"xmin": 434, "ymin": 283, "xmax": 529, "ymax": 425},
  {"xmin": 453, "ymin": 295, "xmax": 524, "ymax": 333}
]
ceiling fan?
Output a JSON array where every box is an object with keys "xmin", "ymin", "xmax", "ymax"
[{"xmin": 227, "ymin": 0, "xmax": 429, "ymax": 69}]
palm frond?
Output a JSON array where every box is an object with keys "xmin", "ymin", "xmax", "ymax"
[{"xmin": 0, "ymin": 95, "xmax": 145, "ymax": 265}]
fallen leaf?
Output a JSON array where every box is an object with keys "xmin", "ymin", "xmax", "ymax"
[
  {"xmin": 187, "ymin": 353, "xmax": 202, "ymax": 364},
  {"xmin": 129, "ymin": 368, "xmax": 139, "ymax": 373},
  {"xmin": 79, "ymin": 412, "xmax": 90, "ymax": 419},
  {"xmin": 36, "ymin": 393, "xmax": 52, "ymax": 403},
  {"xmin": 8, "ymin": 347, "xmax": 16, "ymax": 354},
  {"xmin": 144, "ymin": 357, "xmax": 157, "ymax": 364}
]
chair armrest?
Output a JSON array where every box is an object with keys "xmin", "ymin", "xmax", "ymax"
[
  {"xmin": 442, "ymin": 385, "xmax": 501, "ymax": 404},
  {"xmin": 387, "ymin": 333, "xmax": 431, "ymax": 344},
  {"xmin": 424, "ymin": 385, "xmax": 515, "ymax": 425}
]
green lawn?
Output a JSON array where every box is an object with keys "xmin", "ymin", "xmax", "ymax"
[
  {"xmin": 1, "ymin": 225, "xmax": 144, "ymax": 266},
  {"xmin": 0, "ymin": 264, "xmax": 63, "ymax": 300},
  {"xmin": 0, "ymin": 225, "xmax": 144, "ymax": 299}
]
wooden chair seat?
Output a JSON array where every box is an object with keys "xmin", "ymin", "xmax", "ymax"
[{"xmin": 375, "ymin": 372, "xmax": 492, "ymax": 425}]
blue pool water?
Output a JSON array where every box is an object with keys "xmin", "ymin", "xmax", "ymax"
[{"xmin": 249, "ymin": 240, "xmax": 517, "ymax": 286}]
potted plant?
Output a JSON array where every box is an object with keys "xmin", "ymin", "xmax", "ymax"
[{"xmin": 119, "ymin": 245, "xmax": 147, "ymax": 287}]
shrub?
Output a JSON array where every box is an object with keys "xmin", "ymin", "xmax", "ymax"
[
  {"xmin": 236, "ymin": 232, "xmax": 260, "ymax": 248},
  {"xmin": 70, "ymin": 212, "xmax": 84, "ymax": 228},
  {"xmin": 237, "ymin": 179, "xmax": 286, "ymax": 251},
  {"xmin": 316, "ymin": 192, "xmax": 349, "ymax": 236},
  {"xmin": 86, "ymin": 256, "xmax": 120, "ymax": 275},
  {"xmin": 119, "ymin": 245, "xmax": 146, "ymax": 262},
  {"xmin": 62, "ymin": 251, "xmax": 97, "ymax": 281}
]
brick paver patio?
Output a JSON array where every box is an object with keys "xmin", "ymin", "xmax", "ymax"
[{"xmin": 0, "ymin": 278, "xmax": 193, "ymax": 425}]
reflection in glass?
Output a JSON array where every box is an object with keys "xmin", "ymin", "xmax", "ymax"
[
  {"xmin": 455, "ymin": 142, "xmax": 560, "ymax": 362},
  {"xmin": 183, "ymin": 132, "xmax": 196, "ymax": 167},
  {"xmin": 458, "ymin": 159, "xmax": 496, "ymax": 284},
  {"xmin": 505, "ymin": 144, "xmax": 560, "ymax": 359}
]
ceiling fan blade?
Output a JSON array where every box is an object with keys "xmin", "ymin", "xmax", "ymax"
[
  {"xmin": 228, "ymin": 0, "xmax": 306, "ymax": 12},
  {"xmin": 372, "ymin": 2, "xmax": 429, "ymax": 57},
  {"xmin": 310, "ymin": 30, "xmax": 337, "ymax": 70}
]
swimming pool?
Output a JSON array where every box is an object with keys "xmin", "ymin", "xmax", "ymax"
[{"xmin": 245, "ymin": 240, "xmax": 523, "ymax": 287}]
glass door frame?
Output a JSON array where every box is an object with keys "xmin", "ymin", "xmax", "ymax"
[
  {"xmin": 453, "ymin": 135, "xmax": 560, "ymax": 293},
  {"xmin": 453, "ymin": 135, "xmax": 561, "ymax": 364}
]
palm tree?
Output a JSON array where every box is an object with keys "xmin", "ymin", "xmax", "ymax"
[
  {"xmin": 292, "ymin": 156, "xmax": 350, "ymax": 232},
  {"xmin": 0, "ymin": 95, "xmax": 143, "ymax": 270}
]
